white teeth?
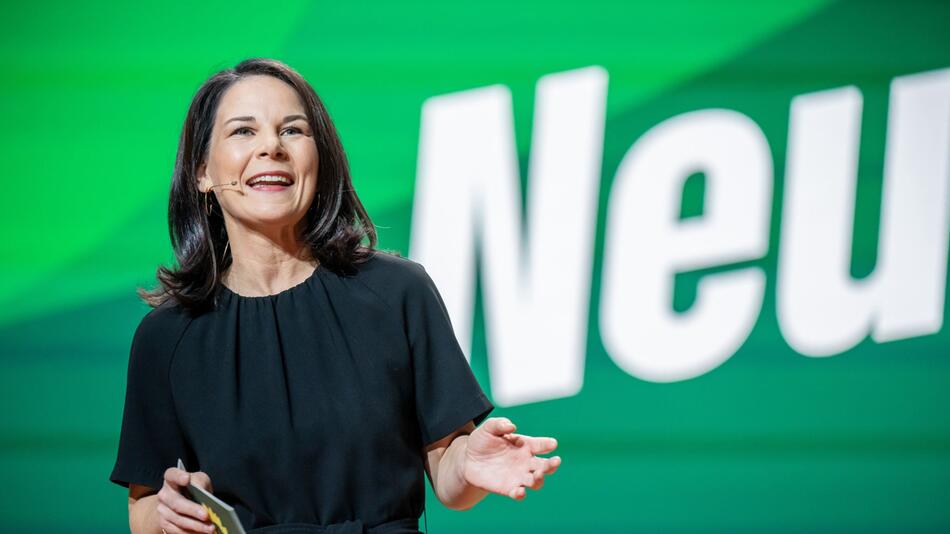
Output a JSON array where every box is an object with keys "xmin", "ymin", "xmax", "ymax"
[{"xmin": 248, "ymin": 175, "xmax": 292, "ymax": 186}]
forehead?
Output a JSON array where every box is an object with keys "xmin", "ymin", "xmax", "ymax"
[{"xmin": 215, "ymin": 75, "xmax": 306, "ymax": 121}]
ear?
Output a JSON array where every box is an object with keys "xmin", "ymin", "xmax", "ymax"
[{"xmin": 196, "ymin": 162, "xmax": 211, "ymax": 193}]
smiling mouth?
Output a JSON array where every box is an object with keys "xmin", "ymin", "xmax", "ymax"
[
  {"xmin": 246, "ymin": 174, "xmax": 295, "ymax": 191},
  {"xmin": 250, "ymin": 184, "xmax": 292, "ymax": 192}
]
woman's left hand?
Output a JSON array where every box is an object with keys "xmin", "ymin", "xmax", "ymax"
[{"xmin": 462, "ymin": 417, "xmax": 561, "ymax": 501}]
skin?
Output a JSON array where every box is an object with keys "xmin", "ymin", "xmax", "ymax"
[
  {"xmin": 425, "ymin": 418, "xmax": 562, "ymax": 510},
  {"xmin": 127, "ymin": 75, "xmax": 561, "ymax": 533},
  {"xmin": 128, "ymin": 470, "xmax": 215, "ymax": 534},
  {"xmin": 200, "ymin": 73, "xmax": 321, "ymax": 297}
]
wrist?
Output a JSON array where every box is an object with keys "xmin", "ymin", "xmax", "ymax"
[
  {"xmin": 453, "ymin": 435, "xmax": 471, "ymax": 486},
  {"xmin": 449, "ymin": 434, "xmax": 489, "ymax": 510}
]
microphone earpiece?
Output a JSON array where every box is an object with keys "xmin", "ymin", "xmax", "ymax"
[{"xmin": 209, "ymin": 180, "xmax": 238, "ymax": 190}]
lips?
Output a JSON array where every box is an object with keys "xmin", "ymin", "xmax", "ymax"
[
  {"xmin": 245, "ymin": 171, "xmax": 295, "ymax": 187},
  {"xmin": 250, "ymin": 183, "xmax": 292, "ymax": 192}
]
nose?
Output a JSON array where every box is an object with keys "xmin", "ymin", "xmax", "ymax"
[{"xmin": 256, "ymin": 130, "xmax": 287, "ymax": 159}]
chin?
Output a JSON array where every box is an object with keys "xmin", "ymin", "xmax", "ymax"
[{"xmin": 242, "ymin": 211, "xmax": 302, "ymax": 228}]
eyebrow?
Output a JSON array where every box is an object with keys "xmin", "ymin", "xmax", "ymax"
[{"xmin": 225, "ymin": 114, "xmax": 308, "ymax": 125}]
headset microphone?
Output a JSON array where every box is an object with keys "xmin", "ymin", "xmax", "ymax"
[
  {"xmin": 203, "ymin": 178, "xmax": 244, "ymax": 216},
  {"xmin": 209, "ymin": 180, "xmax": 240, "ymax": 190},
  {"xmin": 206, "ymin": 178, "xmax": 246, "ymax": 196}
]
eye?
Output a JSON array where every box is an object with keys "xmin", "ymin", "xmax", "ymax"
[
  {"xmin": 232, "ymin": 126, "xmax": 253, "ymax": 136},
  {"xmin": 282, "ymin": 126, "xmax": 303, "ymax": 135}
]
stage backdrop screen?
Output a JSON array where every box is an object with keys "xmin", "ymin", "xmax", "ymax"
[{"xmin": 1, "ymin": 1, "xmax": 948, "ymax": 532}]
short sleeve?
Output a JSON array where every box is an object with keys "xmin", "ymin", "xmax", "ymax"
[
  {"xmin": 404, "ymin": 263, "xmax": 494, "ymax": 447},
  {"xmin": 109, "ymin": 306, "xmax": 194, "ymax": 491}
]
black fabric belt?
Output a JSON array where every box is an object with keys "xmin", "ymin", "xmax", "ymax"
[{"xmin": 246, "ymin": 517, "xmax": 420, "ymax": 534}]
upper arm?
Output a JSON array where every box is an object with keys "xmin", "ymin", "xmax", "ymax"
[
  {"xmin": 403, "ymin": 263, "xmax": 494, "ymax": 447},
  {"xmin": 423, "ymin": 420, "xmax": 476, "ymax": 486},
  {"xmin": 110, "ymin": 307, "xmax": 195, "ymax": 491}
]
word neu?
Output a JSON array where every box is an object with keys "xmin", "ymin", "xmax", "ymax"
[{"xmin": 409, "ymin": 65, "xmax": 950, "ymax": 407}]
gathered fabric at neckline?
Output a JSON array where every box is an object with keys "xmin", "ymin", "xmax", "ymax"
[{"xmin": 219, "ymin": 263, "xmax": 323, "ymax": 301}]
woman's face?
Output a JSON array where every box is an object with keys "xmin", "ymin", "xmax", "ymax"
[{"xmin": 198, "ymin": 74, "xmax": 318, "ymax": 236}]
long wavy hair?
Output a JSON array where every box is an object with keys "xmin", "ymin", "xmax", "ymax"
[{"xmin": 139, "ymin": 58, "xmax": 377, "ymax": 314}]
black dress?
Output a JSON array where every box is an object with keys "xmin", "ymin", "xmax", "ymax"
[{"xmin": 109, "ymin": 251, "xmax": 494, "ymax": 533}]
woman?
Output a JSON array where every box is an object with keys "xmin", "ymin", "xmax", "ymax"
[{"xmin": 109, "ymin": 58, "xmax": 561, "ymax": 534}]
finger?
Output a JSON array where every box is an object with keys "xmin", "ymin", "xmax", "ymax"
[
  {"xmin": 502, "ymin": 433, "xmax": 526, "ymax": 447},
  {"xmin": 157, "ymin": 504, "xmax": 179, "ymax": 533},
  {"xmin": 528, "ymin": 470, "xmax": 545, "ymax": 490},
  {"xmin": 542, "ymin": 455, "xmax": 562, "ymax": 475},
  {"xmin": 165, "ymin": 501, "xmax": 215, "ymax": 534},
  {"xmin": 482, "ymin": 417, "xmax": 516, "ymax": 437},
  {"xmin": 172, "ymin": 515, "xmax": 215, "ymax": 534},
  {"xmin": 508, "ymin": 485, "xmax": 526, "ymax": 501},
  {"xmin": 509, "ymin": 434, "xmax": 558, "ymax": 454},
  {"xmin": 531, "ymin": 436, "xmax": 558, "ymax": 454},
  {"xmin": 159, "ymin": 504, "xmax": 204, "ymax": 534},
  {"xmin": 164, "ymin": 467, "xmax": 190, "ymax": 488},
  {"xmin": 169, "ymin": 511, "xmax": 216, "ymax": 534},
  {"xmin": 164, "ymin": 487, "xmax": 210, "ymax": 523},
  {"xmin": 528, "ymin": 456, "xmax": 560, "ymax": 479},
  {"xmin": 160, "ymin": 522, "xmax": 184, "ymax": 534},
  {"xmin": 522, "ymin": 471, "xmax": 536, "ymax": 488},
  {"xmin": 529, "ymin": 456, "xmax": 547, "ymax": 473}
]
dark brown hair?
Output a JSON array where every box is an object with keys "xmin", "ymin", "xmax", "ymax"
[{"xmin": 139, "ymin": 58, "xmax": 377, "ymax": 314}]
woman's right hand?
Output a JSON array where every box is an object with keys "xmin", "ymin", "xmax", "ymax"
[{"xmin": 157, "ymin": 467, "xmax": 216, "ymax": 534}]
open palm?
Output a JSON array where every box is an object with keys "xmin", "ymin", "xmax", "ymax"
[{"xmin": 462, "ymin": 417, "xmax": 562, "ymax": 500}]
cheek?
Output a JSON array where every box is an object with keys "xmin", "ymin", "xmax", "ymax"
[
  {"xmin": 224, "ymin": 145, "xmax": 251, "ymax": 166},
  {"xmin": 302, "ymin": 143, "xmax": 319, "ymax": 166},
  {"xmin": 211, "ymin": 143, "xmax": 248, "ymax": 170},
  {"xmin": 296, "ymin": 147, "xmax": 320, "ymax": 178}
]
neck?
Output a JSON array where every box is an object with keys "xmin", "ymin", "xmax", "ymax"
[{"xmin": 220, "ymin": 221, "xmax": 318, "ymax": 297}]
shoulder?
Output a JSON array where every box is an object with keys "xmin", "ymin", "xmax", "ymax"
[
  {"xmin": 355, "ymin": 249, "xmax": 427, "ymax": 277},
  {"xmin": 340, "ymin": 250, "xmax": 448, "ymax": 318},
  {"xmin": 130, "ymin": 299, "xmax": 195, "ymax": 360},
  {"xmin": 353, "ymin": 249, "xmax": 432, "ymax": 289},
  {"xmin": 122, "ymin": 300, "xmax": 197, "ymax": 403}
]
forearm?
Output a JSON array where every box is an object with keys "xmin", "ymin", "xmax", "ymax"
[
  {"xmin": 433, "ymin": 435, "xmax": 489, "ymax": 511},
  {"xmin": 129, "ymin": 494, "xmax": 163, "ymax": 534}
]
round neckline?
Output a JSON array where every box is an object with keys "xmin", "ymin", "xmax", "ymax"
[{"xmin": 220, "ymin": 263, "xmax": 322, "ymax": 300}]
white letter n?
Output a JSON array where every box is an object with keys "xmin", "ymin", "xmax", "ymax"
[{"xmin": 409, "ymin": 66, "xmax": 608, "ymax": 406}]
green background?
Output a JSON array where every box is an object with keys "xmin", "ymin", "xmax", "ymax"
[{"xmin": 1, "ymin": 0, "xmax": 948, "ymax": 531}]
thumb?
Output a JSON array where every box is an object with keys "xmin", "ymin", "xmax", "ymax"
[
  {"xmin": 191, "ymin": 471, "xmax": 214, "ymax": 493},
  {"xmin": 482, "ymin": 417, "xmax": 516, "ymax": 436}
]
